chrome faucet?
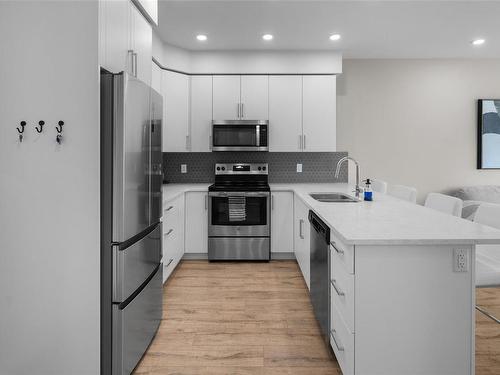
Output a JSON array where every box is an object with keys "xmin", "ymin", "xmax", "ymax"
[{"xmin": 335, "ymin": 156, "xmax": 362, "ymax": 199}]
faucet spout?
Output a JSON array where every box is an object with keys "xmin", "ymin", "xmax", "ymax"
[{"xmin": 335, "ymin": 156, "xmax": 361, "ymax": 199}]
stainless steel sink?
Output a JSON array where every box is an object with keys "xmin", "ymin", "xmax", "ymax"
[{"xmin": 309, "ymin": 192, "xmax": 360, "ymax": 202}]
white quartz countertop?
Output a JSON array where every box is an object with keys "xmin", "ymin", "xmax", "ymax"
[{"xmin": 163, "ymin": 183, "xmax": 500, "ymax": 245}]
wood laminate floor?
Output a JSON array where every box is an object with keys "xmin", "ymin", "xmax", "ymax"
[{"xmin": 135, "ymin": 260, "xmax": 500, "ymax": 375}]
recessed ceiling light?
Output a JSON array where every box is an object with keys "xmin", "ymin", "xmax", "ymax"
[
  {"xmin": 196, "ymin": 34, "xmax": 207, "ymax": 41},
  {"xmin": 329, "ymin": 34, "xmax": 341, "ymax": 41},
  {"xmin": 472, "ymin": 38, "xmax": 485, "ymax": 46},
  {"xmin": 262, "ymin": 34, "xmax": 273, "ymax": 41}
]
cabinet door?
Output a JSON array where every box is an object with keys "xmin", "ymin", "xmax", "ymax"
[
  {"xmin": 131, "ymin": 3, "xmax": 152, "ymax": 85},
  {"xmin": 269, "ymin": 76, "xmax": 303, "ymax": 151},
  {"xmin": 100, "ymin": 0, "xmax": 132, "ymax": 75},
  {"xmin": 190, "ymin": 76, "xmax": 213, "ymax": 152},
  {"xmin": 151, "ymin": 62, "xmax": 162, "ymax": 93},
  {"xmin": 240, "ymin": 75, "xmax": 268, "ymax": 120},
  {"xmin": 185, "ymin": 192, "xmax": 208, "ymax": 254},
  {"xmin": 213, "ymin": 75, "xmax": 240, "ymax": 120},
  {"xmin": 294, "ymin": 196, "xmax": 310, "ymax": 289},
  {"xmin": 302, "ymin": 75, "xmax": 336, "ymax": 152},
  {"xmin": 162, "ymin": 194, "xmax": 185, "ymax": 283},
  {"xmin": 271, "ymin": 192, "xmax": 294, "ymax": 253},
  {"xmin": 162, "ymin": 70, "xmax": 190, "ymax": 152}
]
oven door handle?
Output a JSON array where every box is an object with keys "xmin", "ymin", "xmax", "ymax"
[{"xmin": 208, "ymin": 192, "xmax": 270, "ymax": 197}]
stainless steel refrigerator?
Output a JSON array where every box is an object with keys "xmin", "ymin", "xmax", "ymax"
[{"xmin": 100, "ymin": 71, "xmax": 163, "ymax": 375}]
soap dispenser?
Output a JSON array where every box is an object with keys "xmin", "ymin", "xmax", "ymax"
[{"xmin": 364, "ymin": 179, "xmax": 373, "ymax": 201}]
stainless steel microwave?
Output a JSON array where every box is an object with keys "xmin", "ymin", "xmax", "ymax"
[{"xmin": 212, "ymin": 120, "xmax": 269, "ymax": 151}]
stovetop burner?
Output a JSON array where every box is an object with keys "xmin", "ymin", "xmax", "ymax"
[{"xmin": 209, "ymin": 163, "xmax": 270, "ymax": 192}]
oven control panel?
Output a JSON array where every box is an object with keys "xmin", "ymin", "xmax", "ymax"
[{"xmin": 215, "ymin": 163, "xmax": 268, "ymax": 175}]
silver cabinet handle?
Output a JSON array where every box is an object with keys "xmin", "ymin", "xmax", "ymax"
[
  {"xmin": 330, "ymin": 329, "xmax": 345, "ymax": 352},
  {"xmin": 299, "ymin": 219, "xmax": 304, "ymax": 239},
  {"xmin": 127, "ymin": 50, "xmax": 134, "ymax": 75},
  {"xmin": 331, "ymin": 279, "xmax": 345, "ymax": 297},
  {"xmin": 165, "ymin": 205, "xmax": 174, "ymax": 212},
  {"xmin": 298, "ymin": 135, "xmax": 302, "ymax": 150},
  {"xmin": 303, "ymin": 134, "xmax": 306, "ymax": 149},
  {"xmin": 241, "ymin": 103, "xmax": 244, "ymax": 118},
  {"xmin": 134, "ymin": 52, "xmax": 138, "ymax": 77},
  {"xmin": 166, "ymin": 229, "xmax": 174, "ymax": 236},
  {"xmin": 205, "ymin": 195, "xmax": 208, "ymax": 210},
  {"xmin": 330, "ymin": 241, "xmax": 344, "ymax": 255},
  {"xmin": 166, "ymin": 258, "xmax": 174, "ymax": 267},
  {"xmin": 237, "ymin": 103, "xmax": 240, "ymax": 118},
  {"xmin": 209, "ymin": 135, "xmax": 212, "ymax": 150},
  {"xmin": 271, "ymin": 194, "xmax": 274, "ymax": 210}
]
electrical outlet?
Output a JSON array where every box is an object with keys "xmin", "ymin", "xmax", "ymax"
[
  {"xmin": 181, "ymin": 164, "xmax": 187, "ymax": 174},
  {"xmin": 296, "ymin": 163, "xmax": 302, "ymax": 173},
  {"xmin": 453, "ymin": 249, "xmax": 468, "ymax": 272}
]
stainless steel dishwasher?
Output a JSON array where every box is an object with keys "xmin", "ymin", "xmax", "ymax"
[{"xmin": 309, "ymin": 210, "xmax": 331, "ymax": 342}]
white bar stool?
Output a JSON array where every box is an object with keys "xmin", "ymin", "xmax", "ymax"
[
  {"xmin": 424, "ymin": 193, "xmax": 463, "ymax": 217},
  {"xmin": 387, "ymin": 184, "xmax": 417, "ymax": 203}
]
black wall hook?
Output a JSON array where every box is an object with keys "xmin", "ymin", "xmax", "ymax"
[
  {"xmin": 55, "ymin": 120, "xmax": 64, "ymax": 133},
  {"xmin": 17, "ymin": 121, "xmax": 26, "ymax": 142},
  {"xmin": 17, "ymin": 121, "xmax": 26, "ymax": 134},
  {"xmin": 35, "ymin": 120, "xmax": 45, "ymax": 133}
]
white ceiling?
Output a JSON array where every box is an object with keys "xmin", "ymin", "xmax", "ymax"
[{"xmin": 157, "ymin": 0, "xmax": 500, "ymax": 58}]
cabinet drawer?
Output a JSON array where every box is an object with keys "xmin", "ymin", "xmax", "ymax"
[
  {"xmin": 163, "ymin": 202, "xmax": 177, "ymax": 228},
  {"xmin": 331, "ymin": 257, "xmax": 355, "ymax": 333},
  {"xmin": 330, "ymin": 305, "xmax": 355, "ymax": 375},
  {"xmin": 330, "ymin": 234, "xmax": 354, "ymax": 274}
]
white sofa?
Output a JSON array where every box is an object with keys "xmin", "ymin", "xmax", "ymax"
[{"xmin": 450, "ymin": 186, "xmax": 500, "ymax": 220}]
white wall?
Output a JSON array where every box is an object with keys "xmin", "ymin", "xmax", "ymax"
[
  {"xmin": 0, "ymin": 2, "xmax": 100, "ymax": 374},
  {"xmin": 152, "ymin": 37, "xmax": 342, "ymax": 74},
  {"xmin": 337, "ymin": 59, "xmax": 500, "ymax": 203}
]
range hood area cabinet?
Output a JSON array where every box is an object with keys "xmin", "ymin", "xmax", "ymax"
[
  {"xmin": 154, "ymin": 71, "xmax": 337, "ymax": 153},
  {"xmin": 212, "ymin": 75, "xmax": 269, "ymax": 120}
]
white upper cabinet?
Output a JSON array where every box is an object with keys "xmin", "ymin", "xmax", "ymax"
[
  {"xmin": 213, "ymin": 75, "xmax": 241, "ymax": 120},
  {"xmin": 240, "ymin": 75, "xmax": 268, "ymax": 120},
  {"xmin": 269, "ymin": 76, "xmax": 303, "ymax": 152},
  {"xmin": 162, "ymin": 70, "xmax": 190, "ymax": 152},
  {"xmin": 99, "ymin": 0, "xmax": 133, "ymax": 75},
  {"xmin": 190, "ymin": 76, "xmax": 213, "ymax": 152},
  {"xmin": 100, "ymin": 0, "xmax": 152, "ymax": 85},
  {"xmin": 302, "ymin": 75, "xmax": 336, "ymax": 152},
  {"xmin": 213, "ymin": 75, "xmax": 269, "ymax": 120},
  {"xmin": 130, "ymin": 2, "xmax": 152, "ymax": 85}
]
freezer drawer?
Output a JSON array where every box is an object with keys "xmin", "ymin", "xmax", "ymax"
[
  {"xmin": 113, "ymin": 224, "xmax": 162, "ymax": 302},
  {"xmin": 208, "ymin": 237, "xmax": 270, "ymax": 260},
  {"xmin": 113, "ymin": 265, "xmax": 163, "ymax": 375}
]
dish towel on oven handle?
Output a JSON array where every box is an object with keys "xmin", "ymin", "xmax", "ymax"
[{"xmin": 228, "ymin": 195, "xmax": 246, "ymax": 222}]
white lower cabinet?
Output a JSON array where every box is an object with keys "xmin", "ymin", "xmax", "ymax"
[
  {"xmin": 294, "ymin": 195, "xmax": 310, "ymax": 289},
  {"xmin": 162, "ymin": 194, "xmax": 185, "ymax": 283},
  {"xmin": 271, "ymin": 192, "xmax": 294, "ymax": 254},
  {"xmin": 184, "ymin": 191, "xmax": 208, "ymax": 254},
  {"xmin": 330, "ymin": 304, "xmax": 355, "ymax": 375}
]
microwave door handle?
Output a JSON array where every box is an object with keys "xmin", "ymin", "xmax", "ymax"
[{"xmin": 256, "ymin": 125, "xmax": 260, "ymax": 147}]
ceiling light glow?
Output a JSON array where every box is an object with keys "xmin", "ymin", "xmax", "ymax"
[
  {"xmin": 262, "ymin": 34, "xmax": 273, "ymax": 41},
  {"xmin": 472, "ymin": 39, "xmax": 485, "ymax": 46},
  {"xmin": 196, "ymin": 34, "xmax": 207, "ymax": 41},
  {"xmin": 329, "ymin": 34, "xmax": 341, "ymax": 41}
]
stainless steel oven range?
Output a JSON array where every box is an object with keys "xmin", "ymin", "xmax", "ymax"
[{"xmin": 208, "ymin": 163, "xmax": 270, "ymax": 261}]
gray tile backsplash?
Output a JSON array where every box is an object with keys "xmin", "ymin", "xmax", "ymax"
[{"xmin": 162, "ymin": 152, "xmax": 348, "ymax": 184}]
